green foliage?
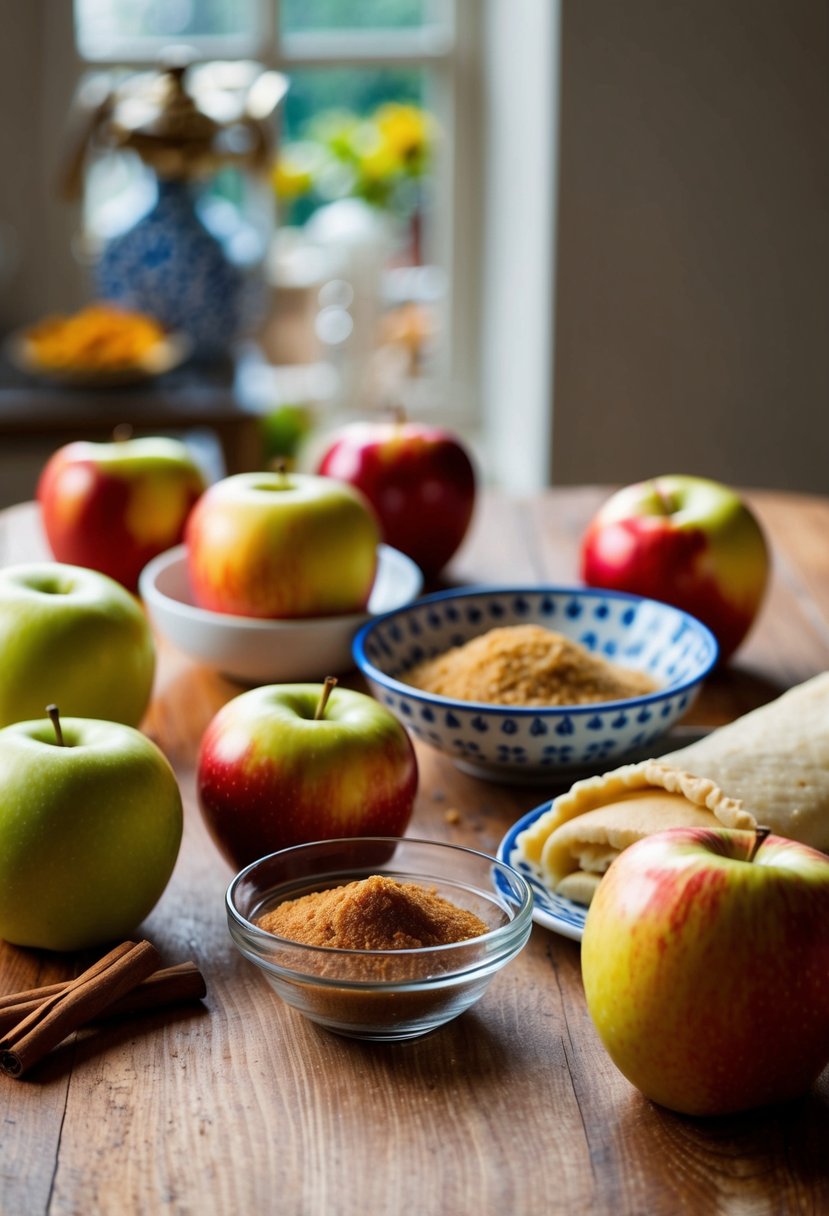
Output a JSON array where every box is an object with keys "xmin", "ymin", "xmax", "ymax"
[
  {"xmin": 260, "ymin": 403, "xmax": 315, "ymax": 464},
  {"xmin": 276, "ymin": 81, "xmax": 434, "ymax": 223}
]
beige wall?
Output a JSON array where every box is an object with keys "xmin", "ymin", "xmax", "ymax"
[
  {"xmin": 0, "ymin": 0, "xmax": 83, "ymax": 332},
  {"xmin": 0, "ymin": 1, "xmax": 85, "ymax": 509},
  {"xmin": 551, "ymin": 0, "xmax": 829, "ymax": 493}
]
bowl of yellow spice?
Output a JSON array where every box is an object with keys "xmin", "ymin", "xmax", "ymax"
[
  {"xmin": 353, "ymin": 586, "xmax": 718, "ymax": 782},
  {"xmin": 9, "ymin": 303, "xmax": 190, "ymax": 386},
  {"xmin": 226, "ymin": 837, "xmax": 533, "ymax": 1041}
]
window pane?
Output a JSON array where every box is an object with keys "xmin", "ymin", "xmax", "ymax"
[
  {"xmin": 75, "ymin": 0, "xmax": 259, "ymax": 57},
  {"xmin": 270, "ymin": 66, "xmax": 447, "ymax": 418},
  {"xmin": 284, "ymin": 67, "xmax": 424, "ymax": 141},
  {"xmin": 279, "ymin": 67, "xmax": 429, "ymax": 233},
  {"xmin": 280, "ymin": 0, "xmax": 427, "ymax": 35}
]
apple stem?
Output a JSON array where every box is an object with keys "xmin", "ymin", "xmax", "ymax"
[
  {"xmin": 314, "ymin": 676, "xmax": 338, "ymax": 721},
  {"xmin": 272, "ymin": 458, "xmax": 289, "ymax": 485},
  {"xmin": 46, "ymin": 704, "xmax": 64, "ymax": 747},
  {"xmin": 649, "ymin": 479, "xmax": 676, "ymax": 516},
  {"xmin": 112, "ymin": 423, "xmax": 133, "ymax": 443},
  {"xmin": 747, "ymin": 825, "xmax": 771, "ymax": 862}
]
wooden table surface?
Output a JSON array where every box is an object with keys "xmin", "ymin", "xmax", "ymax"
[{"xmin": 1, "ymin": 487, "xmax": 828, "ymax": 1216}]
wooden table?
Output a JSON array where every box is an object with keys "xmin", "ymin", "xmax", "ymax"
[{"xmin": 1, "ymin": 487, "xmax": 828, "ymax": 1216}]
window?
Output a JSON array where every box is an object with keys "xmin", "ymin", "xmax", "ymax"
[{"xmin": 70, "ymin": 0, "xmax": 482, "ymax": 439}]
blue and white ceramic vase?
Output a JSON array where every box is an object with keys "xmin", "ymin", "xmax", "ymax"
[{"xmin": 95, "ymin": 179, "xmax": 256, "ymax": 359}]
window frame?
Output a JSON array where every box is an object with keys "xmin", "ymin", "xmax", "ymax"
[{"xmin": 41, "ymin": 1, "xmax": 559, "ymax": 490}]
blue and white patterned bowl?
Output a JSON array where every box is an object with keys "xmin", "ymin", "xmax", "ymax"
[{"xmin": 352, "ymin": 586, "xmax": 718, "ymax": 782}]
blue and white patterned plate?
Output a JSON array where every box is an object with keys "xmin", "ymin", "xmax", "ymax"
[{"xmin": 497, "ymin": 802, "xmax": 588, "ymax": 941}]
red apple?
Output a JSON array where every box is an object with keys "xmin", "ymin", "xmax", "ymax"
[
  {"xmin": 316, "ymin": 418, "xmax": 476, "ymax": 577},
  {"xmin": 197, "ymin": 680, "xmax": 418, "ymax": 869},
  {"xmin": 580, "ymin": 474, "xmax": 769, "ymax": 661},
  {"xmin": 37, "ymin": 435, "xmax": 206, "ymax": 593},
  {"xmin": 581, "ymin": 826, "xmax": 829, "ymax": 1116},
  {"xmin": 185, "ymin": 470, "xmax": 380, "ymax": 619}
]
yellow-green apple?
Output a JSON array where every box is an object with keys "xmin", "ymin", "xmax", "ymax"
[
  {"xmin": 185, "ymin": 470, "xmax": 380, "ymax": 619},
  {"xmin": 0, "ymin": 710, "xmax": 182, "ymax": 951},
  {"xmin": 316, "ymin": 418, "xmax": 476, "ymax": 577},
  {"xmin": 37, "ymin": 435, "xmax": 206, "ymax": 592},
  {"xmin": 0, "ymin": 562, "xmax": 155, "ymax": 727},
  {"xmin": 581, "ymin": 826, "xmax": 829, "ymax": 1116},
  {"xmin": 580, "ymin": 475, "xmax": 769, "ymax": 661},
  {"xmin": 197, "ymin": 680, "xmax": 418, "ymax": 869}
]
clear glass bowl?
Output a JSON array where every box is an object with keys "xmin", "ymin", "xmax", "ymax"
[{"xmin": 226, "ymin": 837, "xmax": 534, "ymax": 1041}]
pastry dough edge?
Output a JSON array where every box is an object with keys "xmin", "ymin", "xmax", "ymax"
[{"xmin": 516, "ymin": 760, "xmax": 757, "ymax": 864}]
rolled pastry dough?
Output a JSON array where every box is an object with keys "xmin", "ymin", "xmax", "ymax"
[{"xmin": 516, "ymin": 671, "xmax": 829, "ymax": 904}]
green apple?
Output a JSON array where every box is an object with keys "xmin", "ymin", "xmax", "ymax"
[
  {"xmin": 581, "ymin": 826, "xmax": 829, "ymax": 1116},
  {"xmin": 184, "ymin": 470, "xmax": 380, "ymax": 619},
  {"xmin": 0, "ymin": 712, "xmax": 183, "ymax": 951},
  {"xmin": 580, "ymin": 474, "xmax": 769, "ymax": 661},
  {"xmin": 0, "ymin": 562, "xmax": 155, "ymax": 728},
  {"xmin": 37, "ymin": 435, "xmax": 207, "ymax": 593},
  {"xmin": 197, "ymin": 679, "xmax": 418, "ymax": 869}
]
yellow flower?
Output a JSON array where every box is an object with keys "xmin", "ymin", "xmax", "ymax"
[
  {"xmin": 375, "ymin": 103, "xmax": 434, "ymax": 170},
  {"xmin": 271, "ymin": 144, "xmax": 318, "ymax": 200},
  {"xmin": 359, "ymin": 138, "xmax": 401, "ymax": 183},
  {"xmin": 272, "ymin": 159, "xmax": 312, "ymax": 201}
]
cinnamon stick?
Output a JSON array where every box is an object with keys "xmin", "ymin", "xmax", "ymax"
[
  {"xmin": 0, "ymin": 961, "xmax": 206, "ymax": 1036},
  {"xmin": 0, "ymin": 939, "xmax": 161, "ymax": 1078},
  {"xmin": 102, "ymin": 961, "xmax": 206, "ymax": 1019}
]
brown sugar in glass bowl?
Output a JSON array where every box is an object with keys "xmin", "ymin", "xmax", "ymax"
[
  {"xmin": 226, "ymin": 837, "xmax": 534, "ymax": 1041},
  {"xmin": 257, "ymin": 875, "xmax": 489, "ymax": 950}
]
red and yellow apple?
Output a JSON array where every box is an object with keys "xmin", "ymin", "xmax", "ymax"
[
  {"xmin": 37, "ymin": 435, "xmax": 206, "ymax": 593},
  {"xmin": 185, "ymin": 470, "xmax": 380, "ymax": 619},
  {"xmin": 316, "ymin": 418, "xmax": 476, "ymax": 577},
  {"xmin": 580, "ymin": 475, "xmax": 769, "ymax": 661},
  {"xmin": 581, "ymin": 826, "xmax": 829, "ymax": 1116},
  {"xmin": 196, "ymin": 681, "xmax": 418, "ymax": 869}
]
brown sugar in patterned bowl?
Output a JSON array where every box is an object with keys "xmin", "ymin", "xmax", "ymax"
[
  {"xmin": 353, "ymin": 586, "xmax": 717, "ymax": 782},
  {"xmin": 226, "ymin": 837, "xmax": 533, "ymax": 1041}
]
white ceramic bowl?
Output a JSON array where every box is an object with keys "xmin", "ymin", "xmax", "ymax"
[
  {"xmin": 139, "ymin": 543, "xmax": 423, "ymax": 684},
  {"xmin": 352, "ymin": 585, "xmax": 718, "ymax": 782}
]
